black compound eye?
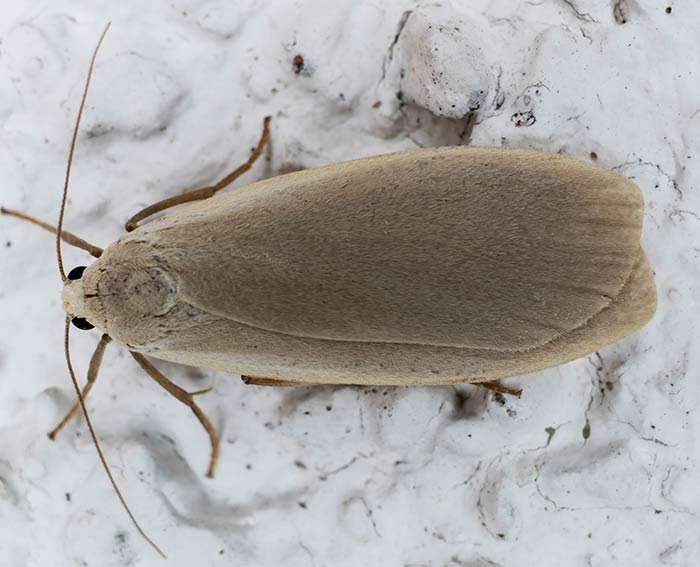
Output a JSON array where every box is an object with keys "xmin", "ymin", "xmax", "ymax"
[
  {"xmin": 71, "ymin": 317, "xmax": 94, "ymax": 331},
  {"xmin": 67, "ymin": 266, "xmax": 87, "ymax": 281}
]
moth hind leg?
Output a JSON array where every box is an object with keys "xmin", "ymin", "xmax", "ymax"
[
  {"xmin": 241, "ymin": 375, "xmax": 301, "ymax": 387},
  {"xmin": 124, "ymin": 116, "xmax": 272, "ymax": 231},
  {"xmin": 243, "ymin": 374, "xmax": 522, "ymax": 396},
  {"xmin": 474, "ymin": 381, "xmax": 522, "ymax": 398}
]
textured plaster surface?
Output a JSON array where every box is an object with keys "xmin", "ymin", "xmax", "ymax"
[{"xmin": 0, "ymin": 1, "xmax": 698, "ymax": 566}]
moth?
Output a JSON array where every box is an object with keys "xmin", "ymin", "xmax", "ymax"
[
  {"xmin": 2, "ymin": 24, "xmax": 656, "ymax": 556},
  {"xmin": 65, "ymin": 144, "xmax": 656, "ymax": 392}
]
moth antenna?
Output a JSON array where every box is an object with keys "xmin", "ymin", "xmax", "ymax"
[
  {"xmin": 57, "ymin": 23, "xmax": 165, "ymax": 558},
  {"xmin": 63, "ymin": 318, "xmax": 166, "ymax": 558},
  {"xmin": 57, "ymin": 22, "xmax": 111, "ymax": 282}
]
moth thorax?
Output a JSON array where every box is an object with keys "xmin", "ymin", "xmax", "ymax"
[{"xmin": 101, "ymin": 266, "xmax": 179, "ymax": 318}]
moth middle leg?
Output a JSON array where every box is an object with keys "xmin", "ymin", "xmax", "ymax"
[
  {"xmin": 130, "ymin": 352, "xmax": 219, "ymax": 478},
  {"xmin": 125, "ymin": 116, "xmax": 271, "ymax": 231}
]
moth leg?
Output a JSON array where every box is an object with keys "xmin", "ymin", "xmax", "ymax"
[
  {"xmin": 1, "ymin": 207, "xmax": 103, "ymax": 257},
  {"xmin": 241, "ymin": 375, "xmax": 300, "ymax": 387},
  {"xmin": 125, "ymin": 116, "xmax": 272, "ymax": 231},
  {"xmin": 48, "ymin": 334, "xmax": 111, "ymax": 439},
  {"xmin": 130, "ymin": 352, "xmax": 219, "ymax": 478},
  {"xmin": 476, "ymin": 381, "xmax": 522, "ymax": 398}
]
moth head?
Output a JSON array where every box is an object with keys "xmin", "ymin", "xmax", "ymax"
[
  {"xmin": 61, "ymin": 244, "xmax": 181, "ymax": 346},
  {"xmin": 62, "ymin": 264, "xmax": 100, "ymax": 331}
]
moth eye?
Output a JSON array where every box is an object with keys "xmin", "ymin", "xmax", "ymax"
[
  {"xmin": 67, "ymin": 266, "xmax": 87, "ymax": 281},
  {"xmin": 71, "ymin": 317, "xmax": 94, "ymax": 331}
]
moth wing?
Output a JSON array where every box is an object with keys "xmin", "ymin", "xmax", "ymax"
[{"xmin": 136, "ymin": 147, "xmax": 647, "ymax": 352}]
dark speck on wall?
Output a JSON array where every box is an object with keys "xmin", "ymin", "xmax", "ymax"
[{"xmin": 293, "ymin": 54, "xmax": 305, "ymax": 74}]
